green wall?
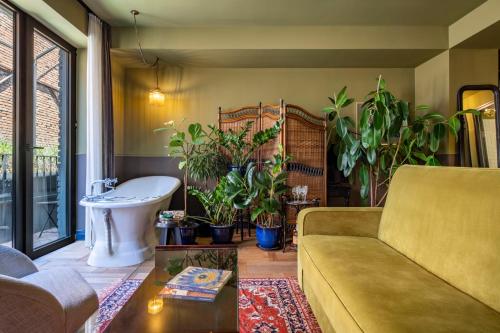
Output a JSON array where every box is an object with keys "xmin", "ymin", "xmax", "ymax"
[
  {"xmin": 415, "ymin": 48, "xmax": 498, "ymax": 155},
  {"xmin": 115, "ymin": 66, "xmax": 415, "ymax": 157}
]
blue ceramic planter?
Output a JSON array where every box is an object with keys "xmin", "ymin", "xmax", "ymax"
[
  {"xmin": 175, "ymin": 222, "xmax": 199, "ymax": 245},
  {"xmin": 211, "ymin": 224, "xmax": 235, "ymax": 244},
  {"xmin": 228, "ymin": 164, "xmax": 246, "ymax": 175},
  {"xmin": 256, "ymin": 225, "xmax": 281, "ymax": 249}
]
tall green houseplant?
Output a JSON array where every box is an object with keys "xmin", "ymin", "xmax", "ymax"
[
  {"xmin": 226, "ymin": 146, "xmax": 290, "ymax": 227},
  {"xmin": 323, "ymin": 76, "xmax": 478, "ymax": 206},
  {"xmin": 188, "ymin": 176, "xmax": 237, "ymax": 227},
  {"xmin": 155, "ymin": 121, "xmax": 225, "ymax": 216}
]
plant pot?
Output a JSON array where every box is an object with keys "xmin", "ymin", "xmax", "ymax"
[
  {"xmin": 175, "ymin": 221, "xmax": 199, "ymax": 245},
  {"xmin": 210, "ymin": 224, "xmax": 236, "ymax": 244},
  {"xmin": 256, "ymin": 225, "xmax": 281, "ymax": 250},
  {"xmin": 197, "ymin": 221, "xmax": 212, "ymax": 237},
  {"xmin": 228, "ymin": 164, "xmax": 246, "ymax": 175}
]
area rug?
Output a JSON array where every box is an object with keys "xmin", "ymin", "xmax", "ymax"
[
  {"xmin": 239, "ymin": 278, "xmax": 321, "ymax": 333},
  {"xmin": 96, "ymin": 279, "xmax": 143, "ymax": 332},
  {"xmin": 96, "ymin": 277, "xmax": 321, "ymax": 333}
]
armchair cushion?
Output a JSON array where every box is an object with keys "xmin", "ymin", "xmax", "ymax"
[
  {"xmin": 301, "ymin": 235, "xmax": 500, "ymax": 333},
  {"xmin": 22, "ymin": 267, "xmax": 98, "ymax": 333},
  {"xmin": 0, "ymin": 275, "xmax": 65, "ymax": 333}
]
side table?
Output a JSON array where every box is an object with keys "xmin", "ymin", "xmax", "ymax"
[{"xmin": 283, "ymin": 198, "xmax": 320, "ymax": 252}]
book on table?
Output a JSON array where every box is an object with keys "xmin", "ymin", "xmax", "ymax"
[
  {"xmin": 160, "ymin": 266, "xmax": 232, "ymax": 302},
  {"xmin": 158, "ymin": 287, "xmax": 217, "ymax": 302}
]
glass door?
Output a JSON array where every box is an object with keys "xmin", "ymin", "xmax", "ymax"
[
  {"xmin": 0, "ymin": 3, "xmax": 15, "ymax": 248},
  {"xmin": 0, "ymin": 1, "xmax": 75, "ymax": 257},
  {"xmin": 27, "ymin": 26, "xmax": 73, "ymax": 254}
]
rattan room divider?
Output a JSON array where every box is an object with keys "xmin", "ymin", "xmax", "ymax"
[{"xmin": 219, "ymin": 101, "xmax": 327, "ymax": 222}]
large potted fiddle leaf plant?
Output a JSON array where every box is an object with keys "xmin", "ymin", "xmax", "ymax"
[
  {"xmin": 226, "ymin": 146, "xmax": 290, "ymax": 250},
  {"xmin": 188, "ymin": 176, "xmax": 237, "ymax": 244},
  {"xmin": 155, "ymin": 121, "xmax": 226, "ymax": 244},
  {"xmin": 323, "ymin": 76, "xmax": 478, "ymax": 206},
  {"xmin": 212, "ymin": 120, "xmax": 283, "ymax": 174}
]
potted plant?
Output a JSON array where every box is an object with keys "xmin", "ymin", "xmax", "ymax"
[
  {"xmin": 323, "ymin": 76, "xmax": 479, "ymax": 206},
  {"xmin": 226, "ymin": 146, "xmax": 290, "ymax": 250},
  {"xmin": 212, "ymin": 119, "xmax": 283, "ymax": 174},
  {"xmin": 155, "ymin": 121, "xmax": 225, "ymax": 244},
  {"xmin": 188, "ymin": 176, "xmax": 237, "ymax": 244}
]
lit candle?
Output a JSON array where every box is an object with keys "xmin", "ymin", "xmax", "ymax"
[{"xmin": 148, "ymin": 297, "xmax": 164, "ymax": 315}]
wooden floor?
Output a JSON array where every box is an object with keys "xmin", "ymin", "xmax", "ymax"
[{"xmin": 34, "ymin": 234, "xmax": 297, "ymax": 295}]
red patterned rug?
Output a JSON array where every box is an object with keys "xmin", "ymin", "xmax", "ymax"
[
  {"xmin": 96, "ymin": 277, "xmax": 321, "ymax": 333},
  {"xmin": 239, "ymin": 278, "xmax": 321, "ymax": 333}
]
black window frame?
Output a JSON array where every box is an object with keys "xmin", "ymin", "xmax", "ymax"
[{"xmin": 1, "ymin": 0, "xmax": 77, "ymax": 258}]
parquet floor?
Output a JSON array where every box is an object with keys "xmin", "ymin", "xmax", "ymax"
[{"xmin": 34, "ymin": 233, "xmax": 297, "ymax": 295}]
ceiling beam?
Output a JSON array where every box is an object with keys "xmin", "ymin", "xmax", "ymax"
[
  {"xmin": 112, "ymin": 25, "xmax": 448, "ymax": 51},
  {"xmin": 449, "ymin": 0, "xmax": 500, "ymax": 48},
  {"xmin": 10, "ymin": 0, "xmax": 87, "ymax": 47}
]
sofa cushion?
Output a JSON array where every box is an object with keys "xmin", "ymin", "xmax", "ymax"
[
  {"xmin": 379, "ymin": 166, "xmax": 500, "ymax": 312},
  {"xmin": 301, "ymin": 235, "xmax": 500, "ymax": 333},
  {"xmin": 22, "ymin": 267, "xmax": 98, "ymax": 333}
]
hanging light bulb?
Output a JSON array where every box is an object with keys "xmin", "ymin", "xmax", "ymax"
[
  {"xmin": 131, "ymin": 10, "xmax": 165, "ymax": 106},
  {"xmin": 149, "ymin": 88, "xmax": 165, "ymax": 106},
  {"xmin": 149, "ymin": 60, "xmax": 165, "ymax": 106}
]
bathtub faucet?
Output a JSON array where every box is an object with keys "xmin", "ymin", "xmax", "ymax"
[{"xmin": 85, "ymin": 178, "xmax": 118, "ymax": 201}]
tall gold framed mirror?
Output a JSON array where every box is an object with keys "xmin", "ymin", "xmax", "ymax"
[{"xmin": 457, "ymin": 85, "xmax": 500, "ymax": 168}]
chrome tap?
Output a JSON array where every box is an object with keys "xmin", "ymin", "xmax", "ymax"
[{"xmin": 84, "ymin": 178, "xmax": 118, "ymax": 201}]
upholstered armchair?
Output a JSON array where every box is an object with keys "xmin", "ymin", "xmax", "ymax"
[{"xmin": 0, "ymin": 246, "xmax": 98, "ymax": 333}]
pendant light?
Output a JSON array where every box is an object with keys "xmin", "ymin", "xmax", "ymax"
[
  {"xmin": 131, "ymin": 10, "xmax": 165, "ymax": 106},
  {"xmin": 149, "ymin": 60, "xmax": 165, "ymax": 105}
]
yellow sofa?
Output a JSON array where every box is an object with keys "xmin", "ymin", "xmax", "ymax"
[{"xmin": 297, "ymin": 165, "xmax": 500, "ymax": 333}]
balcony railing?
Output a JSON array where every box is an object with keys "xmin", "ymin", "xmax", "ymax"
[{"xmin": 0, "ymin": 153, "xmax": 59, "ymax": 194}]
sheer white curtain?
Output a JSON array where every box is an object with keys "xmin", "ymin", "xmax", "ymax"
[{"xmin": 85, "ymin": 14, "xmax": 103, "ymax": 247}]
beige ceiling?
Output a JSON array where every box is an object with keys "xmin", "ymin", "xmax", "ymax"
[{"xmin": 84, "ymin": 0, "xmax": 486, "ymax": 27}]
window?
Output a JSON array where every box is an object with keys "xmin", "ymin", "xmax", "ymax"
[{"xmin": 0, "ymin": 0, "xmax": 76, "ymax": 257}]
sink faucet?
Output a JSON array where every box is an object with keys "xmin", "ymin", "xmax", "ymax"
[{"xmin": 84, "ymin": 178, "xmax": 118, "ymax": 201}]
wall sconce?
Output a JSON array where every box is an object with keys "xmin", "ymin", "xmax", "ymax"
[{"xmin": 147, "ymin": 297, "xmax": 164, "ymax": 315}]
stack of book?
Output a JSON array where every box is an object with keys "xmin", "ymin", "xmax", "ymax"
[{"xmin": 159, "ymin": 266, "xmax": 232, "ymax": 302}]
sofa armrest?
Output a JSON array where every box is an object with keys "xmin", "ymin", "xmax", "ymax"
[
  {"xmin": 0, "ymin": 245, "xmax": 39, "ymax": 278},
  {"xmin": 298, "ymin": 207, "xmax": 383, "ymax": 239},
  {"xmin": 0, "ymin": 275, "xmax": 65, "ymax": 333}
]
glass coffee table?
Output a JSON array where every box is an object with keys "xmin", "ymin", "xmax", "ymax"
[{"xmin": 82, "ymin": 245, "xmax": 238, "ymax": 333}]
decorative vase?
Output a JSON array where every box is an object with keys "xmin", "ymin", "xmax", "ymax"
[
  {"xmin": 210, "ymin": 224, "xmax": 236, "ymax": 244},
  {"xmin": 175, "ymin": 221, "xmax": 199, "ymax": 245},
  {"xmin": 256, "ymin": 225, "xmax": 281, "ymax": 250}
]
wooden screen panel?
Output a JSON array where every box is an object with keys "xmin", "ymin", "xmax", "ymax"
[
  {"xmin": 260, "ymin": 104, "xmax": 282, "ymax": 163},
  {"xmin": 284, "ymin": 104, "xmax": 327, "ymax": 221}
]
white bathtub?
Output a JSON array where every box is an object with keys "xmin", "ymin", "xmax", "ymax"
[{"xmin": 80, "ymin": 176, "xmax": 181, "ymax": 267}]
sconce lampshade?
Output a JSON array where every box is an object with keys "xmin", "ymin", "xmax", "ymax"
[{"xmin": 149, "ymin": 88, "xmax": 165, "ymax": 106}]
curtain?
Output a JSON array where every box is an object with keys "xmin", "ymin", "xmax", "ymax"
[
  {"xmin": 102, "ymin": 22, "xmax": 114, "ymax": 178},
  {"xmin": 85, "ymin": 14, "xmax": 103, "ymax": 247}
]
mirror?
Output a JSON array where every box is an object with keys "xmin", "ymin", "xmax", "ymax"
[{"xmin": 457, "ymin": 85, "xmax": 500, "ymax": 168}]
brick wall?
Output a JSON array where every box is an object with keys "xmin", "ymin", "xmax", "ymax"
[{"xmin": 0, "ymin": 8, "xmax": 63, "ymax": 153}]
